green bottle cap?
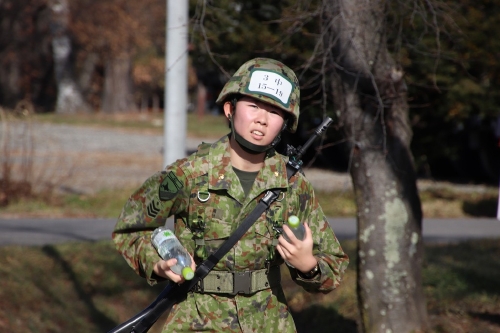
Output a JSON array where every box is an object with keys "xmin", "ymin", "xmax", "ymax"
[
  {"xmin": 288, "ymin": 215, "xmax": 300, "ymax": 228},
  {"xmin": 182, "ymin": 267, "xmax": 195, "ymax": 280}
]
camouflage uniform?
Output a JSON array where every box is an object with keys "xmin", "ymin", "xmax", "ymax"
[{"xmin": 112, "ymin": 58, "xmax": 349, "ymax": 332}]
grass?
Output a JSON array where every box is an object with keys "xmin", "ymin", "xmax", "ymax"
[
  {"xmin": 33, "ymin": 112, "xmax": 230, "ymax": 138},
  {"xmin": 1, "ymin": 238, "xmax": 499, "ymax": 332},
  {"xmin": 0, "ymin": 187, "xmax": 133, "ymax": 218}
]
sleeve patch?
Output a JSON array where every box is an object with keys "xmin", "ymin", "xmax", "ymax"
[
  {"xmin": 159, "ymin": 171, "xmax": 184, "ymax": 200},
  {"xmin": 147, "ymin": 199, "xmax": 161, "ymax": 218}
]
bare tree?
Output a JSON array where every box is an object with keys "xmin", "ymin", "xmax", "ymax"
[
  {"xmin": 101, "ymin": 56, "xmax": 136, "ymax": 113},
  {"xmin": 190, "ymin": 1, "xmax": 452, "ymax": 331},
  {"xmin": 321, "ymin": 0, "xmax": 428, "ymax": 331},
  {"xmin": 49, "ymin": 0, "xmax": 90, "ymax": 114},
  {"xmin": 70, "ymin": 0, "xmax": 168, "ymax": 114}
]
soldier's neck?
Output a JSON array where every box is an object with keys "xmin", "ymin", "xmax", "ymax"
[{"xmin": 229, "ymin": 137, "xmax": 265, "ymax": 172}]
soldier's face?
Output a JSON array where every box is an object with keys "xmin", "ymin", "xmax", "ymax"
[{"xmin": 225, "ymin": 96, "xmax": 285, "ymax": 147}]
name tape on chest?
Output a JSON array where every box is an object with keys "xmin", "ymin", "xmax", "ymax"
[{"xmin": 247, "ymin": 70, "xmax": 293, "ymax": 106}]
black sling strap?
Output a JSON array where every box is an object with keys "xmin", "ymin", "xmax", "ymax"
[{"xmin": 107, "ymin": 118, "xmax": 332, "ymax": 333}]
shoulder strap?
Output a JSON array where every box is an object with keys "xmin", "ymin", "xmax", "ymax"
[
  {"xmin": 190, "ymin": 142, "xmax": 212, "ymax": 258},
  {"xmin": 196, "ymin": 141, "xmax": 211, "ymax": 157}
]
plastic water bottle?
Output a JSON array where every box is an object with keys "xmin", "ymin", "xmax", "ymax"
[
  {"xmin": 282, "ymin": 215, "xmax": 305, "ymax": 242},
  {"xmin": 151, "ymin": 227, "xmax": 195, "ymax": 280}
]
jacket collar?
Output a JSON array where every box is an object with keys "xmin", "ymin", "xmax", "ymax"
[{"xmin": 207, "ymin": 135, "xmax": 289, "ymax": 203}]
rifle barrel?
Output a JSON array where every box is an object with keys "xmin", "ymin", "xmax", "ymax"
[{"xmin": 296, "ymin": 117, "xmax": 333, "ymax": 159}]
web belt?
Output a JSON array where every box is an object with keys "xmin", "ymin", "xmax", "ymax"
[{"xmin": 195, "ymin": 266, "xmax": 281, "ymax": 295}]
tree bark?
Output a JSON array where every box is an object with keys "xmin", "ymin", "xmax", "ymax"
[
  {"xmin": 322, "ymin": 0, "xmax": 429, "ymax": 332},
  {"xmin": 101, "ymin": 56, "xmax": 136, "ymax": 113},
  {"xmin": 49, "ymin": 0, "xmax": 89, "ymax": 114}
]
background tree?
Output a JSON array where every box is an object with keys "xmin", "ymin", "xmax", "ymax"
[
  {"xmin": 184, "ymin": 4, "xmax": 500, "ymax": 330},
  {"xmin": 188, "ymin": 0, "xmax": 500, "ymax": 181},
  {"xmin": 316, "ymin": 0, "xmax": 468, "ymax": 332},
  {"xmin": 401, "ymin": 0, "xmax": 500, "ymax": 182},
  {"xmin": 70, "ymin": 0, "xmax": 165, "ymax": 113},
  {"xmin": 188, "ymin": 2, "xmax": 428, "ymax": 331},
  {"xmin": 0, "ymin": 0, "xmax": 56, "ymax": 111},
  {"xmin": 49, "ymin": 0, "xmax": 90, "ymax": 114}
]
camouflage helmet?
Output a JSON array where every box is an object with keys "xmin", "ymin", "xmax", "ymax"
[{"xmin": 216, "ymin": 58, "xmax": 300, "ymax": 133}]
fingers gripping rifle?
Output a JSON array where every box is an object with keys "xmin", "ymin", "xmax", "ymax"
[{"xmin": 107, "ymin": 117, "xmax": 333, "ymax": 333}]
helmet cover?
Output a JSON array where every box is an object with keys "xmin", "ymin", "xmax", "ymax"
[{"xmin": 216, "ymin": 58, "xmax": 300, "ymax": 132}]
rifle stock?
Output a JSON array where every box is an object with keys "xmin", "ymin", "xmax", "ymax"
[{"xmin": 107, "ymin": 283, "xmax": 175, "ymax": 333}]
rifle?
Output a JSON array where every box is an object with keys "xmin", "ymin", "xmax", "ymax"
[{"xmin": 107, "ymin": 117, "xmax": 333, "ymax": 333}]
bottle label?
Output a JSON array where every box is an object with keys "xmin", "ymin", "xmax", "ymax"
[
  {"xmin": 161, "ymin": 229, "xmax": 175, "ymax": 239},
  {"xmin": 152, "ymin": 228, "xmax": 176, "ymax": 248}
]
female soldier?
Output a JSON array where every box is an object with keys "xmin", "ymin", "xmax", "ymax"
[{"xmin": 112, "ymin": 58, "xmax": 349, "ymax": 332}]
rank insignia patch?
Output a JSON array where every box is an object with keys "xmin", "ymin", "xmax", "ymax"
[
  {"xmin": 159, "ymin": 171, "xmax": 183, "ymax": 200},
  {"xmin": 147, "ymin": 199, "xmax": 161, "ymax": 218}
]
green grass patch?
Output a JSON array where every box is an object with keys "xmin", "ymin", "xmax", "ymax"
[
  {"xmin": 423, "ymin": 239, "xmax": 500, "ymax": 332},
  {"xmin": 1, "ymin": 238, "xmax": 499, "ymax": 332},
  {"xmin": 420, "ymin": 186, "xmax": 498, "ymax": 218},
  {"xmin": 317, "ymin": 186, "xmax": 498, "ymax": 218},
  {"xmin": 33, "ymin": 112, "xmax": 229, "ymax": 139},
  {"xmin": 316, "ymin": 190, "xmax": 357, "ymax": 217},
  {"xmin": 0, "ymin": 187, "xmax": 135, "ymax": 218},
  {"xmin": 186, "ymin": 113, "xmax": 229, "ymax": 138},
  {"xmin": 34, "ymin": 112, "xmax": 165, "ymax": 131},
  {"xmin": 0, "ymin": 241, "xmax": 167, "ymax": 333}
]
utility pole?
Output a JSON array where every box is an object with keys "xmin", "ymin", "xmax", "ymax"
[{"xmin": 164, "ymin": 0, "xmax": 188, "ymax": 167}]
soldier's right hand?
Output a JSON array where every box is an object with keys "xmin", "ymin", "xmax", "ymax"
[{"xmin": 153, "ymin": 257, "xmax": 196, "ymax": 284}]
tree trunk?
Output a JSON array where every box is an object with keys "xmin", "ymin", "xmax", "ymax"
[
  {"xmin": 323, "ymin": 0, "xmax": 429, "ymax": 332},
  {"xmin": 0, "ymin": 57, "xmax": 21, "ymax": 107},
  {"xmin": 49, "ymin": 0, "xmax": 89, "ymax": 114},
  {"xmin": 101, "ymin": 56, "xmax": 136, "ymax": 113}
]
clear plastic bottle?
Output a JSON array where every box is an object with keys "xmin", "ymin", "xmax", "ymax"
[
  {"xmin": 282, "ymin": 215, "xmax": 305, "ymax": 242},
  {"xmin": 151, "ymin": 227, "xmax": 195, "ymax": 280}
]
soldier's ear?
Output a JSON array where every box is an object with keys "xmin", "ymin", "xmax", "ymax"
[{"xmin": 223, "ymin": 101, "xmax": 233, "ymax": 120}]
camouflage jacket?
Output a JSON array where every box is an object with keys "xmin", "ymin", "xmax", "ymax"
[{"xmin": 112, "ymin": 134, "xmax": 349, "ymax": 332}]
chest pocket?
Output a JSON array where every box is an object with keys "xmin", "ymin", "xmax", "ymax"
[
  {"xmin": 186, "ymin": 141, "xmax": 290, "ymax": 267},
  {"xmin": 187, "ymin": 176, "xmax": 236, "ymax": 262}
]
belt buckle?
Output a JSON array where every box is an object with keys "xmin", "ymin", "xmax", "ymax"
[{"xmin": 233, "ymin": 271, "xmax": 252, "ymax": 295}]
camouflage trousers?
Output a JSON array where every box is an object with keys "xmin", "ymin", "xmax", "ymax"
[{"xmin": 162, "ymin": 287, "xmax": 296, "ymax": 332}]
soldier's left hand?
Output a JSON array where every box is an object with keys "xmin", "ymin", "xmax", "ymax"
[{"xmin": 276, "ymin": 222, "xmax": 317, "ymax": 273}]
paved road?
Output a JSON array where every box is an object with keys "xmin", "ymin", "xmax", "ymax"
[{"xmin": 1, "ymin": 217, "xmax": 499, "ymax": 247}]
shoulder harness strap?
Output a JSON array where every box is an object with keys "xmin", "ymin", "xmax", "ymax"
[{"xmin": 190, "ymin": 142, "xmax": 212, "ymax": 259}]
